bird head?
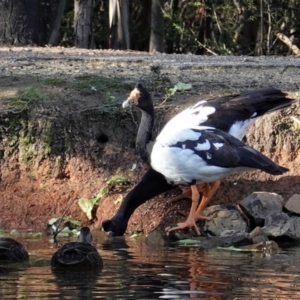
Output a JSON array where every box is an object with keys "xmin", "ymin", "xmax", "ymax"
[
  {"xmin": 101, "ymin": 219, "xmax": 127, "ymax": 237},
  {"xmin": 77, "ymin": 227, "xmax": 93, "ymax": 244},
  {"xmin": 122, "ymin": 83, "xmax": 152, "ymax": 111}
]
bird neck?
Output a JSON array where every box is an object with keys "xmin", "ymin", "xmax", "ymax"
[
  {"xmin": 110, "ymin": 168, "xmax": 174, "ymax": 230},
  {"xmin": 136, "ymin": 108, "xmax": 154, "ymax": 162}
]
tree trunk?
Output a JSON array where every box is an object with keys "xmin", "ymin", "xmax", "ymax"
[
  {"xmin": 195, "ymin": 3, "xmax": 212, "ymax": 55},
  {"xmin": 149, "ymin": 0, "xmax": 165, "ymax": 52},
  {"xmin": 255, "ymin": 0, "xmax": 264, "ymax": 55},
  {"xmin": 109, "ymin": 0, "xmax": 130, "ymax": 50},
  {"xmin": 74, "ymin": 0, "xmax": 94, "ymax": 48},
  {"xmin": 239, "ymin": 10, "xmax": 259, "ymax": 55},
  {"xmin": 0, "ymin": 0, "xmax": 46, "ymax": 46},
  {"xmin": 48, "ymin": 0, "xmax": 68, "ymax": 46},
  {"xmin": 129, "ymin": 0, "xmax": 151, "ymax": 51}
]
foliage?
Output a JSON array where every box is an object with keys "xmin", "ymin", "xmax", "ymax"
[
  {"xmin": 150, "ymin": 64, "xmax": 172, "ymax": 91},
  {"xmin": 1, "ymin": 0, "xmax": 300, "ymax": 55},
  {"xmin": 78, "ymin": 175, "xmax": 129, "ymax": 220},
  {"xmin": 160, "ymin": 81, "xmax": 192, "ymax": 105},
  {"xmin": 8, "ymin": 86, "xmax": 46, "ymax": 111},
  {"xmin": 173, "ymin": 238, "xmax": 202, "ymax": 247},
  {"xmin": 46, "ymin": 216, "xmax": 81, "ymax": 239}
]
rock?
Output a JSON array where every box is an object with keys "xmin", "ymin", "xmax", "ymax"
[
  {"xmin": 262, "ymin": 211, "xmax": 290, "ymax": 237},
  {"xmin": 198, "ymin": 230, "xmax": 251, "ymax": 249},
  {"xmin": 146, "ymin": 229, "xmax": 170, "ymax": 246},
  {"xmin": 239, "ymin": 192, "xmax": 284, "ymax": 228},
  {"xmin": 286, "ymin": 217, "xmax": 300, "ymax": 240},
  {"xmin": 203, "ymin": 205, "xmax": 248, "ymax": 236},
  {"xmin": 249, "ymin": 227, "xmax": 269, "ymax": 244},
  {"xmin": 262, "ymin": 212, "xmax": 300, "ymax": 241},
  {"xmin": 219, "ymin": 230, "xmax": 251, "ymax": 246},
  {"xmin": 284, "ymin": 194, "xmax": 300, "ymax": 215}
]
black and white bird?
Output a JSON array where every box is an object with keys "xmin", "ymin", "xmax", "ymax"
[
  {"xmin": 102, "ymin": 86, "xmax": 294, "ymax": 236},
  {"xmin": 150, "ymin": 125, "xmax": 288, "ymax": 234}
]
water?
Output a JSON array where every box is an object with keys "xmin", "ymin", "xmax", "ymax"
[{"xmin": 1, "ymin": 232, "xmax": 300, "ymax": 299}]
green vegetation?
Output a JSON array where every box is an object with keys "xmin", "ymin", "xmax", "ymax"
[
  {"xmin": 98, "ymin": 91, "xmax": 122, "ymax": 114},
  {"xmin": 42, "ymin": 78, "xmax": 67, "ymax": 86},
  {"xmin": 1, "ymin": 1, "xmax": 300, "ymax": 55},
  {"xmin": 150, "ymin": 64, "xmax": 172, "ymax": 91},
  {"xmin": 8, "ymin": 85, "xmax": 46, "ymax": 111},
  {"xmin": 74, "ymin": 74, "xmax": 131, "ymax": 96},
  {"xmin": 19, "ymin": 130, "xmax": 35, "ymax": 165},
  {"xmin": 40, "ymin": 120, "xmax": 52, "ymax": 157},
  {"xmin": 174, "ymin": 238, "xmax": 202, "ymax": 247},
  {"xmin": 47, "ymin": 217, "xmax": 81, "ymax": 237},
  {"xmin": 78, "ymin": 175, "xmax": 129, "ymax": 220}
]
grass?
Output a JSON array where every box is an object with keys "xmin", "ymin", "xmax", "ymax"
[
  {"xmin": 74, "ymin": 74, "xmax": 132, "ymax": 96},
  {"xmin": 7, "ymin": 85, "xmax": 46, "ymax": 111},
  {"xmin": 4, "ymin": 74, "xmax": 133, "ymax": 114},
  {"xmin": 42, "ymin": 78, "xmax": 67, "ymax": 86},
  {"xmin": 150, "ymin": 64, "xmax": 172, "ymax": 91}
]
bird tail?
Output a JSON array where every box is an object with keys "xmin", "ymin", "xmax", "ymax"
[
  {"xmin": 239, "ymin": 145, "xmax": 289, "ymax": 175},
  {"xmin": 261, "ymin": 164, "xmax": 289, "ymax": 175},
  {"xmin": 237, "ymin": 88, "xmax": 295, "ymax": 117}
]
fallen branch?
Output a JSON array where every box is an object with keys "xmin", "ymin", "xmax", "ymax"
[
  {"xmin": 276, "ymin": 33, "xmax": 300, "ymax": 56},
  {"xmin": 195, "ymin": 39, "xmax": 218, "ymax": 56}
]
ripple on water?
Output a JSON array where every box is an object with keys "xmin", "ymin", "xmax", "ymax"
[{"xmin": 0, "ymin": 234, "xmax": 300, "ymax": 299}]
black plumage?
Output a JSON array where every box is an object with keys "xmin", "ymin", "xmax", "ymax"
[
  {"xmin": 51, "ymin": 227, "xmax": 103, "ymax": 268},
  {"xmin": 170, "ymin": 128, "xmax": 288, "ymax": 176},
  {"xmin": 0, "ymin": 238, "xmax": 29, "ymax": 262},
  {"xmin": 188, "ymin": 88, "xmax": 294, "ymax": 135}
]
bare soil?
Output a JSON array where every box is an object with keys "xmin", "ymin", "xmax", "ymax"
[{"xmin": 0, "ymin": 46, "xmax": 299, "ymax": 234}]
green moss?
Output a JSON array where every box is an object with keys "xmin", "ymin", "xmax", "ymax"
[
  {"xmin": 20, "ymin": 135, "xmax": 33, "ymax": 147},
  {"xmin": 40, "ymin": 120, "xmax": 52, "ymax": 156}
]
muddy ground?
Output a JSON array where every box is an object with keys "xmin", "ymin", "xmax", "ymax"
[{"xmin": 0, "ymin": 46, "xmax": 299, "ymax": 235}]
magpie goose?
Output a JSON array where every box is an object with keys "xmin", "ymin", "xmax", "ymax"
[
  {"xmin": 150, "ymin": 126, "xmax": 288, "ymax": 235},
  {"xmin": 102, "ymin": 86, "xmax": 294, "ymax": 236}
]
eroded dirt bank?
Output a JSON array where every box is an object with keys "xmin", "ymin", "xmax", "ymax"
[{"xmin": 0, "ymin": 47, "xmax": 299, "ymax": 234}]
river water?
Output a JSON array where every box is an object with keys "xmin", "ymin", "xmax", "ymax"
[{"xmin": 1, "ymin": 231, "xmax": 300, "ymax": 299}]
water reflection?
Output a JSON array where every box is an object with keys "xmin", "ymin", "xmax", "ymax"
[
  {"xmin": 0, "ymin": 233, "xmax": 299, "ymax": 299},
  {"xmin": 52, "ymin": 268, "xmax": 102, "ymax": 299}
]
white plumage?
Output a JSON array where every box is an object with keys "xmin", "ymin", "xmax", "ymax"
[{"xmin": 151, "ymin": 126, "xmax": 254, "ymax": 185}]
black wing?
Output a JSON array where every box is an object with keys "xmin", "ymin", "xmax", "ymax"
[
  {"xmin": 171, "ymin": 128, "xmax": 289, "ymax": 175},
  {"xmin": 193, "ymin": 88, "xmax": 294, "ymax": 132}
]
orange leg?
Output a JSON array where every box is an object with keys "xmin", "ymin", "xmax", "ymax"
[
  {"xmin": 166, "ymin": 184, "xmax": 205, "ymax": 204},
  {"xmin": 194, "ymin": 180, "xmax": 220, "ymax": 221},
  {"xmin": 165, "ymin": 185, "xmax": 209, "ymax": 236}
]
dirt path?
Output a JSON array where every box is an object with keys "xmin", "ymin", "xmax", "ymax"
[{"xmin": 1, "ymin": 47, "xmax": 300, "ymax": 93}]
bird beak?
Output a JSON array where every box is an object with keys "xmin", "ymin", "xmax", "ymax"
[{"xmin": 122, "ymin": 99, "xmax": 131, "ymax": 108}]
